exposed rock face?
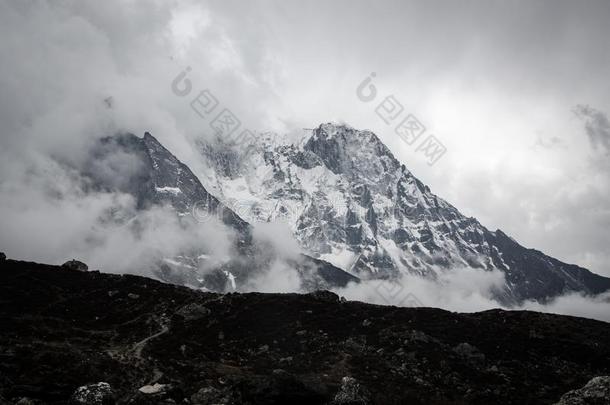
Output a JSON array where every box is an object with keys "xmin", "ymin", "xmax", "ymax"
[
  {"xmin": 198, "ymin": 123, "xmax": 610, "ymax": 303},
  {"xmin": 0, "ymin": 252, "xmax": 5, "ymax": 262},
  {"xmin": 61, "ymin": 259, "xmax": 88, "ymax": 272},
  {"xmin": 1, "ymin": 259, "xmax": 609, "ymax": 404},
  {"xmin": 555, "ymin": 376, "xmax": 610, "ymax": 405}
]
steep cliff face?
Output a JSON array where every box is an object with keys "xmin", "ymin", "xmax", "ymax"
[{"xmin": 197, "ymin": 123, "xmax": 610, "ymax": 303}]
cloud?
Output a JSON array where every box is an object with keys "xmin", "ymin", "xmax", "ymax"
[
  {"xmin": 242, "ymin": 259, "xmax": 303, "ymax": 293},
  {"xmin": 519, "ymin": 291, "xmax": 610, "ymax": 323},
  {"xmin": 574, "ymin": 104, "xmax": 610, "ymax": 153},
  {"xmin": 333, "ymin": 267, "xmax": 610, "ymax": 323},
  {"xmin": 252, "ymin": 221, "xmax": 303, "ymax": 260},
  {"xmin": 0, "ymin": 150, "xmax": 235, "ymax": 277},
  {"xmin": 333, "ymin": 267, "xmax": 506, "ymax": 312}
]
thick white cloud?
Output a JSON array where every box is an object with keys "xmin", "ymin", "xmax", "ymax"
[{"xmin": 332, "ymin": 268, "xmax": 610, "ymax": 323}]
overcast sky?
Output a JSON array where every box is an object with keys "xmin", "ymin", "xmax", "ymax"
[{"xmin": 1, "ymin": 0, "xmax": 609, "ymax": 276}]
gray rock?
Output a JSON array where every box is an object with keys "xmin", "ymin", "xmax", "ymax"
[
  {"xmin": 138, "ymin": 383, "xmax": 168, "ymax": 395},
  {"xmin": 331, "ymin": 376, "xmax": 371, "ymax": 405},
  {"xmin": 555, "ymin": 376, "xmax": 610, "ymax": 405},
  {"xmin": 0, "ymin": 252, "xmax": 6, "ymax": 261},
  {"xmin": 71, "ymin": 382, "xmax": 114, "ymax": 404},
  {"xmin": 62, "ymin": 259, "xmax": 88, "ymax": 272}
]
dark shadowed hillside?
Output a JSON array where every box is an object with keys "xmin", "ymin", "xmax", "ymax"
[{"xmin": 0, "ymin": 259, "xmax": 609, "ymax": 404}]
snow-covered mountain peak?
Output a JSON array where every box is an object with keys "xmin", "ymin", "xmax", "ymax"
[{"xmin": 195, "ymin": 122, "xmax": 610, "ymax": 302}]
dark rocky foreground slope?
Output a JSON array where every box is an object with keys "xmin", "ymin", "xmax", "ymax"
[{"xmin": 1, "ymin": 259, "xmax": 609, "ymax": 405}]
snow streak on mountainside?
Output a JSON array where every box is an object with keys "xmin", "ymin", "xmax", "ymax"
[{"xmin": 197, "ymin": 123, "xmax": 610, "ymax": 303}]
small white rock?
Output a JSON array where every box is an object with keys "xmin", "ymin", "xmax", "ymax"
[{"xmin": 138, "ymin": 383, "xmax": 167, "ymax": 394}]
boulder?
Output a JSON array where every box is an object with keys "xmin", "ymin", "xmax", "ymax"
[
  {"xmin": 71, "ymin": 382, "xmax": 114, "ymax": 405},
  {"xmin": 62, "ymin": 259, "xmax": 88, "ymax": 272},
  {"xmin": 331, "ymin": 376, "xmax": 371, "ymax": 405},
  {"xmin": 0, "ymin": 252, "xmax": 6, "ymax": 261},
  {"xmin": 138, "ymin": 383, "xmax": 168, "ymax": 395},
  {"xmin": 555, "ymin": 376, "xmax": 610, "ymax": 404}
]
